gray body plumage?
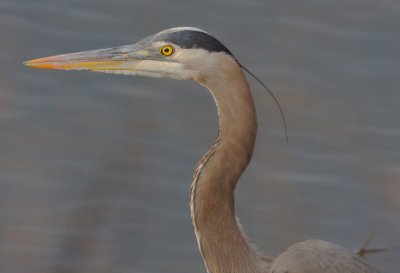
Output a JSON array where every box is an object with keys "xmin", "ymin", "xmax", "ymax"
[
  {"xmin": 25, "ymin": 27, "xmax": 382, "ymax": 273},
  {"xmin": 271, "ymin": 240, "xmax": 380, "ymax": 273}
]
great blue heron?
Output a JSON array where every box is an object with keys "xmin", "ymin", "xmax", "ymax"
[{"xmin": 25, "ymin": 27, "xmax": 381, "ymax": 273}]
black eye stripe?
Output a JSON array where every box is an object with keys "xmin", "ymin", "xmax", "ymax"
[{"xmin": 156, "ymin": 30, "xmax": 232, "ymax": 55}]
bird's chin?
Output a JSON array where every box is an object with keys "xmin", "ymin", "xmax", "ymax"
[{"xmin": 131, "ymin": 60, "xmax": 199, "ymax": 80}]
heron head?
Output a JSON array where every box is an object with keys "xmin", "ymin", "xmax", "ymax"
[{"xmin": 24, "ymin": 27, "xmax": 236, "ymax": 81}]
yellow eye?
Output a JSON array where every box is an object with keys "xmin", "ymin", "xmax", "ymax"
[{"xmin": 160, "ymin": 45, "xmax": 174, "ymax": 56}]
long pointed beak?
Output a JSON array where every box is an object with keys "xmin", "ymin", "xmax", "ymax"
[{"xmin": 24, "ymin": 44, "xmax": 150, "ymax": 71}]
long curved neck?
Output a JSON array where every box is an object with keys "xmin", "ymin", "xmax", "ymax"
[{"xmin": 190, "ymin": 58, "xmax": 270, "ymax": 273}]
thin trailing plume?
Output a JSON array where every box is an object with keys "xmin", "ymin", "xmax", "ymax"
[{"xmin": 239, "ymin": 62, "xmax": 288, "ymax": 142}]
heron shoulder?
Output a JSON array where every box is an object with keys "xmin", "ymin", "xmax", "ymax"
[{"xmin": 271, "ymin": 239, "xmax": 381, "ymax": 273}]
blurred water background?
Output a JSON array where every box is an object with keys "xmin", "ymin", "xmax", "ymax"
[{"xmin": 0, "ymin": 0, "xmax": 399, "ymax": 272}]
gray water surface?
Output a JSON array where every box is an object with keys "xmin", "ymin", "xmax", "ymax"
[{"xmin": 0, "ymin": 0, "xmax": 399, "ymax": 272}]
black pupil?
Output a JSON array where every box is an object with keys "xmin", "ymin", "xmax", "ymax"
[{"xmin": 164, "ymin": 48, "xmax": 170, "ymax": 53}]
